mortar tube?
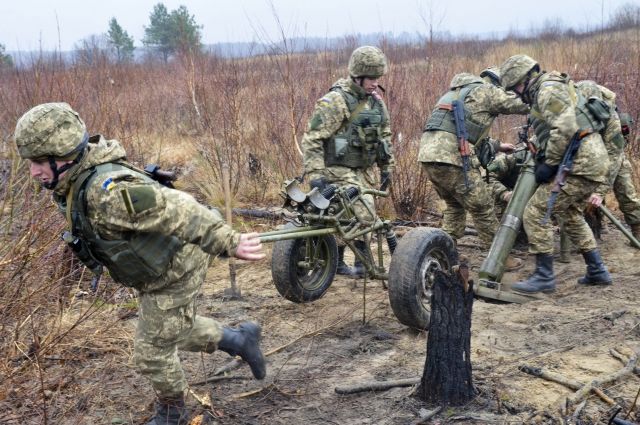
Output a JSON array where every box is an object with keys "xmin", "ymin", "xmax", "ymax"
[{"xmin": 479, "ymin": 158, "xmax": 538, "ymax": 283}]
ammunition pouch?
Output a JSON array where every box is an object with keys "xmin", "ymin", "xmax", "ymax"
[
  {"xmin": 90, "ymin": 233, "xmax": 183, "ymax": 287},
  {"xmin": 63, "ymin": 231, "xmax": 103, "ymax": 275},
  {"xmin": 324, "ymin": 89, "xmax": 385, "ymax": 169},
  {"xmin": 475, "ymin": 138, "xmax": 496, "ymax": 169},
  {"xmin": 576, "ymin": 96, "xmax": 608, "ymax": 133}
]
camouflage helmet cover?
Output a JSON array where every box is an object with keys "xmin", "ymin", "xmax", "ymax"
[
  {"xmin": 500, "ymin": 54, "xmax": 539, "ymax": 90},
  {"xmin": 449, "ymin": 72, "xmax": 483, "ymax": 89},
  {"xmin": 480, "ymin": 66, "xmax": 501, "ymax": 86},
  {"xmin": 14, "ymin": 102, "xmax": 87, "ymax": 160},
  {"xmin": 348, "ymin": 46, "xmax": 388, "ymax": 78}
]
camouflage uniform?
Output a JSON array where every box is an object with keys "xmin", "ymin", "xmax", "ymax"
[
  {"xmin": 522, "ymin": 72, "xmax": 609, "ymax": 254},
  {"xmin": 614, "ymin": 154, "xmax": 640, "ymax": 226},
  {"xmin": 500, "ymin": 54, "xmax": 612, "ymax": 293},
  {"xmin": 61, "ymin": 136, "xmax": 238, "ymax": 398},
  {"xmin": 486, "ymin": 150, "xmax": 525, "ymax": 215},
  {"xmin": 418, "ymin": 73, "xmax": 529, "ymax": 244},
  {"xmin": 302, "ymin": 77, "xmax": 394, "ymax": 223},
  {"xmin": 302, "ymin": 46, "xmax": 394, "ymax": 280},
  {"xmin": 14, "ymin": 103, "xmax": 266, "ymax": 423}
]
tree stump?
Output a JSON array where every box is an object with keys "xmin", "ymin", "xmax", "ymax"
[{"xmin": 416, "ymin": 266, "xmax": 474, "ymax": 405}]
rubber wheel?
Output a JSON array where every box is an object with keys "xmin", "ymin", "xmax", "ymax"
[
  {"xmin": 271, "ymin": 224, "xmax": 338, "ymax": 303},
  {"xmin": 388, "ymin": 227, "xmax": 458, "ymax": 330}
]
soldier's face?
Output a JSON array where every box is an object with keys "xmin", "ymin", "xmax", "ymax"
[
  {"xmin": 362, "ymin": 77, "xmax": 380, "ymax": 94},
  {"xmin": 29, "ymin": 159, "xmax": 71, "ymax": 187}
]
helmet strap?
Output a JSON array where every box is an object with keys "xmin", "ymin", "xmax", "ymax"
[{"xmin": 43, "ymin": 136, "xmax": 88, "ymax": 190}]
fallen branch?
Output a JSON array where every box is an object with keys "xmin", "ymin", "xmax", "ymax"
[
  {"xmin": 611, "ymin": 348, "xmax": 640, "ymax": 375},
  {"xmin": 519, "ymin": 364, "xmax": 616, "ymax": 404},
  {"xmin": 190, "ymin": 374, "xmax": 250, "ymax": 387},
  {"xmin": 565, "ymin": 350, "xmax": 639, "ymax": 407},
  {"xmin": 334, "ymin": 377, "xmax": 419, "ymax": 394}
]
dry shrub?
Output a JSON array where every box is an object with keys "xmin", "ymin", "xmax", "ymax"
[{"xmin": 1, "ymin": 27, "xmax": 639, "ymax": 423}]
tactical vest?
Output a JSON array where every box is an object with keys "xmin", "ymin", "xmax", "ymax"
[
  {"xmin": 324, "ymin": 86, "xmax": 386, "ymax": 169},
  {"xmin": 64, "ymin": 163, "xmax": 183, "ymax": 288},
  {"xmin": 424, "ymin": 82, "xmax": 488, "ymax": 143},
  {"xmin": 530, "ymin": 74, "xmax": 608, "ymax": 155}
]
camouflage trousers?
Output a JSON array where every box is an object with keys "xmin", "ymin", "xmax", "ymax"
[
  {"xmin": 524, "ymin": 176, "xmax": 599, "ymax": 255},
  {"xmin": 321, "ymin": 165, "xmax": 379, "ymax": 246},
  {"xmin": 133, "ymin": 264, "xmax": 224, "ymax": 398},
  {"xmin": 613, "ymin": 154, "xmax": 640, "ymax": 225},
  {"xmin": 422, "ymin": 162, "xmax": 498, "ymax": 245}
]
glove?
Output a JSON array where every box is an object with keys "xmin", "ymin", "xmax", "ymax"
[
  {"xmin": 380, "ymin": 170, "xmax": 391, "ymax": 191},
  {"xmin": 309, "ymin": 176, "xmax": 328, "ymax": 191},
  {"xmin": 534, "ymin": 162, "xmax": 558, "ymax": 184}
]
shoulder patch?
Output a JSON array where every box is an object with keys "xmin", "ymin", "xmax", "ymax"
[
  {"xmin": 120, "ymin": 185, "xmax": 158, "ymax": 216},
  {"xmin": 101, "ymin": 177, "xmax": 117, "ymax": 191}
]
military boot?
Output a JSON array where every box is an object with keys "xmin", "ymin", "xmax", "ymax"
[
  {"xmin": 511, "ymin": 253, "xmax": 556, "ymax": 293},
  {"xmin": 336, "ymin": 246, "xmax": 357, "ymax": 276},
  {"xmin": 146, "ymin": 397, "xmax": 189, "ymax": 425},
  {"xmin": 218, "ymin": 322, "xmax": 266, "ymax": 379},
  {"xmin": 577, "ymin": 249, "xmax": 612, "ymax": 285},
  {"xmin": 351, "ymin": 240, "xmax": 368, "ymax": 277}
]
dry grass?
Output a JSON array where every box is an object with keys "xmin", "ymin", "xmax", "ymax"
[{"xmin": 1, "ymin": 26, "xmax": 639, "ymax": 424}]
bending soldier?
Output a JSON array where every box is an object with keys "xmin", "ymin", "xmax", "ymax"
[
  {"xmin": 499, "ymin": 55, "xmax": 613, "ymax": 294},
  {"xmin": 301, "ymin": 45, "xmax": 395, "ymax": 276},
  {"xmin": 14, "ymin": 103, "xmax": 267, "ymax": 425},
  {"xmin": 418, "ymin": 68, "xmax": 529, "ymax": 267}
]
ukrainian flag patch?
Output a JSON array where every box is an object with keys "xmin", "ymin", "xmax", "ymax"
[{"xmin": 101, "ymin": 177, "xmax": 117, "ymax": 191}]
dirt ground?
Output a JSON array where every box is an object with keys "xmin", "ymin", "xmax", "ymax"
[
  {"xmin": 167, "ymin": 220, "xmax": 640, "ymax": 425},
  {"xmin": 4, "ymin": 220, "xmax": 640, "ymax": 425}
]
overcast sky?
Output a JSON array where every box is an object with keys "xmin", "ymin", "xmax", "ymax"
[{"xmin": 0, "ymin": 0, "xmax": 634, "ymax": 51}]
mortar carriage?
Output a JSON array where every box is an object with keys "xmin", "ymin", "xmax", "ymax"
[{"xmin": 258, "ymin": 179, "xmax": 458, "ymax": 330}]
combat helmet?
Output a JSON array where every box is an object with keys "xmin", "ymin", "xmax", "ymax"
[
  {"xmin": 15, "ymin": 102, "xmax": 88, "ymax": 189},
  {"xmin": 480, "ymin": 66, "xmax": 501, "ymax": 86},
  {"xmin": 15, "ymin": 102, "xmax": 87, "ymax": 160},
  {"xmin": 499, "ymin": 54, "xmax": 540, "ymax": 91},
  {"xmin": 348, "ymin": 46, "xmax": 388, "ymax": 78}
]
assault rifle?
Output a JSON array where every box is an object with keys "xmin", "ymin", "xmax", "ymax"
[
  {"xmin": 542, "ymin": 131, "xmax": 588, "ymax": 224},
  {"xmin": 451, "ymin": 99, "xmax": 471, "ymax": 188}
]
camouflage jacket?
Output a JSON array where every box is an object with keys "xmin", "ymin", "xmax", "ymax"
[
  {"xmin": 527, "ymin": 72, "xmax": 610, "ymax": 183},
  {"xmin": 575, "ymin": 80, "xmax": 624, "ymax": 194},
  {"xmin": 54, "ymin": 136, "xmax": 239, "ymax": 303},
  {"xmin": 418, "ymin": 76, "xmax": 529, "ymax": 166},
  {"xmin": 301, "ymin": 77, "xmax": 394, "ymax": 176}
]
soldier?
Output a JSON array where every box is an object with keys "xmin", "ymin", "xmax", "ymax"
[
  {"xmin": 418, "ymin": 69, "xmax": 529, "ymax": 263},
  {"xmin": 14, "ymin": 103, "xmax": 267, "ymax": 425},
  {"xmin": 500, "ymin": 55, "xmax": 613, "ymax": 294},
  {"xmin": 301, "ymin": 45, "xmax": 394, "ymax": 276},
  {"xmin": 610, "ymin": 112, "xmax": 640, "ymax": 238}
]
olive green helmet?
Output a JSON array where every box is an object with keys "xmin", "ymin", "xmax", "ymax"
[
  {"xmin": 348, "ymin": 46, "xmax": 388, "ymax": 78},
  {"xmin": 499, "ymin": 54, "xmax": 539, "ymax": 90},
  {"xmin": 480, "ymin": 66, "xmax": 501, "ymax": 86},
  {"xmin": 15, "ymin": 102, "xmax": 87, "ymax": 160}
]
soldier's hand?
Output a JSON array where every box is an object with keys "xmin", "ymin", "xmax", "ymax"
[
  {"xmin": 235, "ymin": 232, "xmax": 266, "ymax": 261},
  {"xmin": 587, "ymin": 193, "xmax": 603, "ymax": 207},
  {"xmin": 498, "ymin": 143, "xmax": 516, "ymax": 153},
  {"xmin": 534, "ymin": 162, "xmax": 558, "ymax": 184},
  {"xmin": 503, "ymin": 191, "xmax": 513, "ymax": 203}
]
